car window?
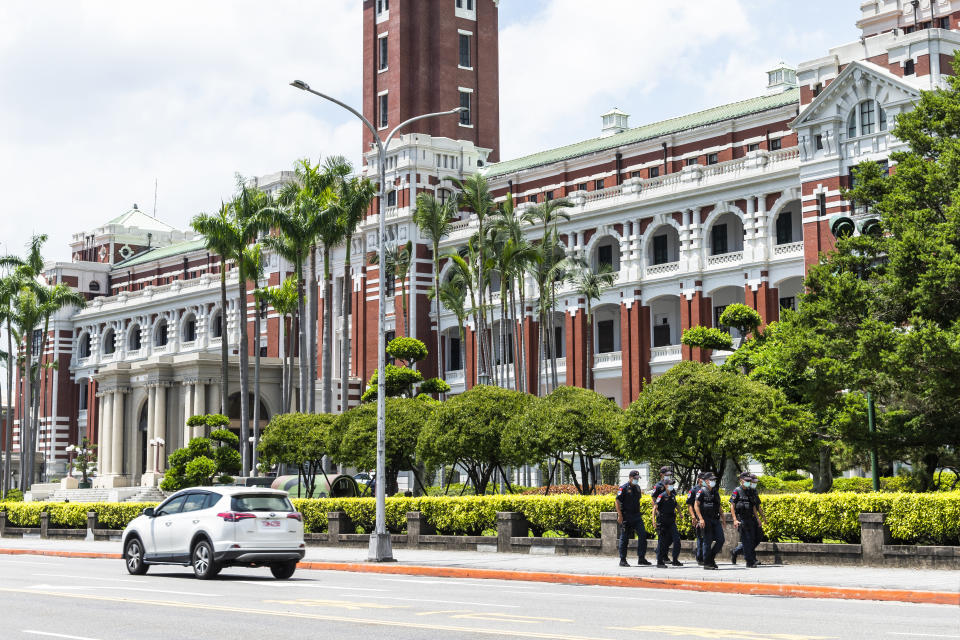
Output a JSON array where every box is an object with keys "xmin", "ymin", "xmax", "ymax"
[
  {"xmin": 181, "ymin": 493, "xmax": 209, "ymax": 513},
  {"xmin": 230, "ymin": 494, "xmax": 293, "ymax": 512},
  {"xmin": 155, "ymin": 495, "xmax": 187, "ymax": 517},
  {"xmin": 203, "ymin": 493, "xmax": 222, "ymax": 510}
]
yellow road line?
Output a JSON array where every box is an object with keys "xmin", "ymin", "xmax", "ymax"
[
  {"xmin": 0, "ymin": 587, "xmax": 610, "ymax": 640},
  {"xmin": 608, "ymin": 625, "xmax": 834, "ymax": 640},
  {"xmin": 264, "ymin": 598, "xmax": 407, "ymax": 610}
]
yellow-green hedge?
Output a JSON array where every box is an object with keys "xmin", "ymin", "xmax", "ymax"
[{"xmin": 3, "ymin": 492, "xmax": 959, "ymax": 545}]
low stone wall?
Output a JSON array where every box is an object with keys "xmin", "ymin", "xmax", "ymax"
[{"xmin": 0, "ymin": 508, "xmax": 955, "ymax": 568}]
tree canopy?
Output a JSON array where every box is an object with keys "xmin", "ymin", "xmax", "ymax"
[{"xmin": 257, "ymin": 413, "xmax": 335, "ymax": 498}]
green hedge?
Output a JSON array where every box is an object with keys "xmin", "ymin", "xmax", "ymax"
[
  {"xmin": 0, "ymin": 502, "xmax": 157, "ymax": 529},
  {"xmin": 3, "ymin": 492, "xmax": 959, "ymax": 545},
  {"xmin": 757, "ymin": 474, "xmax": 959, "ymax": 494}
]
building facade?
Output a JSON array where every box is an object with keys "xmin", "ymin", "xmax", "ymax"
[{"xmin": 8, "ymin": 0, "xmax": 960, "ymax": 489}]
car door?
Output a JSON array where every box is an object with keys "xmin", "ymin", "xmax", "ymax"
[
  {"xmin": 149, "ymin": 494, "xmax": 187, "ymax": 557},
  {"xmin": 165, "ymin": 492, "xmax": 210, "ymax": 559}
]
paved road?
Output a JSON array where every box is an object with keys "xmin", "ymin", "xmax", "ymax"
[{"xmin": 0, "ymin": 555, "xmax": 957, "ymax": 640}]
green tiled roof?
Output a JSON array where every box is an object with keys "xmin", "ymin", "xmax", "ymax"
[
  {"xmin": 114, "ymin": 239, "xmax": 208, "ymax": 268},
  {"xmin": 482, "ymin": 88, "xmax": 800, "ymax": 178}
]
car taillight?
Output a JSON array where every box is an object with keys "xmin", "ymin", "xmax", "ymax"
[
  {"xmin": 286, "ymin": 513, "xmax": 302, "ymax": 522},
  {"xmin": 217, "ymin": 512, "xmax": 256, "ymax": 522}
]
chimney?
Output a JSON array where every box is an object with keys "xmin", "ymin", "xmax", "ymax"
[{"xmin": 600, "ymin": 108, "xmax": 629, "ymax": 138}]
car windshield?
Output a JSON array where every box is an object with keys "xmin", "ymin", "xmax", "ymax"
[{"xmin": 230, "ymin": 494, "xmax": 293, "ymax": 512}]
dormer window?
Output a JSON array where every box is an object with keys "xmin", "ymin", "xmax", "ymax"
[{"xmin": 847, "ymin": 100, "xmax": 887, "ymax": 138}]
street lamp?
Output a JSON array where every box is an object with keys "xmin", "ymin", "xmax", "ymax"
[{"xmin": 290, "ymin": 79, "xmax": 464, "ymax": 562}]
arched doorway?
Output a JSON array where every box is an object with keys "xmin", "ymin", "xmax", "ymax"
[{"xmin": 138, "ymin": 402, "xmax": 148, "ymax": 475}]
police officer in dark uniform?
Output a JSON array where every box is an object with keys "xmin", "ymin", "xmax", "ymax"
[
  {"xmin": 615, "ymin": 470, "xmax": 651, "ymax": 567},
  {"xmin": 650, "ymin": 465, "xmax": 674, "ymax": 504},
  {"xmin": 693, "ymin": 471, "xmax": 724, "ymax": 570},
  {"xmin": 652, "ymin": 477, "xmax": 682, "ymax": 568},
  {"xmin": 731, "ymin": 472, "xmax": 766, "ymax": 567},
  {"xmin": 686, "ymin": 472, "xmax": 706, "ymax": 565}
]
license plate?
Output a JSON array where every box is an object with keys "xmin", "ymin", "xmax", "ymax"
[{"xmin": 260, "ymin": 519, "xmax": 282, "ymax": 529}]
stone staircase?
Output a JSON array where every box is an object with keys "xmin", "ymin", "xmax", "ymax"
[{"xmin": 44, "ymin": 487, "xmax": 167, "ymax": 503}]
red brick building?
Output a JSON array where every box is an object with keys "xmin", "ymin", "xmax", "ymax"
[{"xmin": 9, "ymin": 0, "xmax": 960, "ymax": 489}]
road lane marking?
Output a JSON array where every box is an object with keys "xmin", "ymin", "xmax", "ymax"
[
  {"xmin": 453, "ymin": 612, "xmax": 575, "ymax": 624},
  {"xmin": 374, "ymin": 577, "xmax": 535, "ymax": 588},
  {"xmin": 33, "ymin": 573, "xmax": 143, "ymax": 583},
  {"xmin": 352, "ymin": 594, "xmax": 520, "ymax": 608},
  {"xmin": 888, "ymin": 634, "xmax": 960, "ymax": 638},
  {"xmin": 27, "ymin": 583, "xmax": 211, "ymax": 597},
  {"xmin": 22, "ymin": 632, "xmax": 103, "ymax": 640},
  {"xmin": 608, "ymin": 626, "xmax": 833, "ymax": 639},
  {"xmin": 264, "ymin": 598, "xmax": 408, "ymax": 611},
  {"xmin": 0, "ymin": 586, "xmax": 611, "ymax": 640},
  {"xmin": 503, "ymin": 589, "xmax": 691, "ymax": 603},
  {"xmin": 236, "ymin": 580, "xmax": 387, "ymax": 591}
]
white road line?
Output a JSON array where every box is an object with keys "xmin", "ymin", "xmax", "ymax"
[
  {"xmin": 26, "ymin": 584, "xmax": 211, "ymax": 597},
  {"xmin": 22, "ymin": 632, "xmax": 103, "ymax": 640},
  {"xmin": 33, "ymin": 573, "xmax": 142, "ymax": 583},
  {"xmin": 351, "ymin": 594, "xmax": 521, "ymax": 608},
  {"xmin": 236, "ymin": 581, "xmax": 387, "ymax": 592},
  {"xmin": 503, "ymin": 590, "xmax": 690, "ymax": 604},
  {"xmin": 888, "ymin": 634, "xmax": 960, "ymax": 638},
  {"xmin": 0, "ymin": 561, "xmax": 63, "ymax": 566},
  {"xmin": 373, "ymin": 577, "xmax": 534, "ymax": 588}
]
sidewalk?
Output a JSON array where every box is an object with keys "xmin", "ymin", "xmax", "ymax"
[{"xmin": 1, "ymin": 537, "xmax": 957, "ymax": 605}]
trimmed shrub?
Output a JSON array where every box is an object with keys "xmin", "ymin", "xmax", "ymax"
[
  {"xmin": 1, "ymin": 489, "xmax": 24, "ymax": 502},
  {"xmin": 0, "ymin": 502, "xmax": 157, "ymax": 529}
]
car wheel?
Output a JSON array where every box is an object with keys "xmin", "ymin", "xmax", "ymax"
[
  {"xmin": 124, "ymin": 537, "xmax": 149, "ymax": 575},
  {"xmin": 270, "ymin": 561, "xmax": 297, "ymax": 580},
  {"xmin": 191, "ymin": 540, "xmax": 220, "ymax": 580}
]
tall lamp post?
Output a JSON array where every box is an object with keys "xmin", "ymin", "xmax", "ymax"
[{"xmin": 290, "ymin": 79, "xmax": 463, "ymax": 562}]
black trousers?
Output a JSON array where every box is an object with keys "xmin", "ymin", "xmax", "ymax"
[
  {"xmin": 619, "ymin": 514, "xmax": 648, "ymax": 561},
  {"xmin": 656, "ymin": 521, "xmax": 680, "ymax": 564},
  {"xmin": 735, "ymin": 517, "xmax": 760, "ymax": 564},
  {"xmin": 702, "ymin": 518, "xmax": 725, "ymax": 564}
]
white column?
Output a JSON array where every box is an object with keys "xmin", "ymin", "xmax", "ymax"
[
  {"xmin": 193, "ymin": 382, "xmax": 206, "ymax": 438},
  {"xmin": 99, "ymin": 393, "xmax": 112, "ymax": 478},
  {"xmin": 182, "ymin": 383, "xmax": 194, "ymax": 447},
  {"xmin": 145, "ymin": 386, "xmax": 156, "ymax": 473},
  {"xmin": 154, "ymin": 385, "xmax": 166, "ymax": 472},
  {"xmin": 209, "ymin": 383, "xmax": 221, "ymax": 415},
  {"xmin": 111, "ymin": 390, "xmax": 123, "ymax": 476}
]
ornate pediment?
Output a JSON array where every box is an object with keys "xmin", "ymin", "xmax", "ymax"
[{"xmin": 792, "ymin": 61, "xmax": 920, "ymax": 129}]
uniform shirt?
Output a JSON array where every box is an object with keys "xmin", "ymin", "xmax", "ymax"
[
  {"xmin": 696, "ymin": 486, "xmax": 722, "ymax": 519},
  {"xmin": 730, "ymin": 486, "xmax": 755, "ymax": 517},
  {"xmin": 651, "ymin": 479, "xmax": 667, "ymax": 503},
  {"xmin": 654, "ymin": 491, "xmax": 678, "ymax": 524},
  {"xmin": 685, "ymin": 485, "xmax": 702, "ymax": 507},
  {"xmin": 616, "ymin": 482, "xmax": 642, "ymax": 516}
]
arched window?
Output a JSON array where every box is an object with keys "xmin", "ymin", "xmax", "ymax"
[
  {"xmin": 154, "ymin": 320, "xmax": 168, "ymax": 347},
  {"xmin": 848, "ymin": 100, "xmax": 887, "ymax": 138},
  {"xmin": 102, "ymin": 328, "xmax": 115, "ymax": 355},
  {"xmin": 128, "ymin": 324, "xmax": 142, "ymax": 351},
  {"xmin": 211, "ymin": 310, "xmax": 223, "ymax": 339},
  {"xmin": 77, "ymin": 332, "xmax": 91, "ymax": 359},
  {"xmin": 182, "ymin": 313, "xmax": 197, "ymax": 343}
]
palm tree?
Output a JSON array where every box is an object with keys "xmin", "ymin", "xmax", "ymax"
[
  {"xmin": 0, "ymin": 251, "xmax": 33, "ymax": 497},
  {"xmin": 569, "ymin": 260, "xmax": 617, "ymax": 391},
  {"xmin": 242, "ymin": 244, "xmax": 265, "ymax": 475},
  {"xmin": 329, "ymin": 174, "xmax": 376, "ymax": 409},
  {"xmin": 434, "ymin": 278, "xmax": 468, "ymax": 380},
  {"xmin": 443, "ymin": 240, "xmax": 481, "ymax": 382},
  {"xmin": 229, "ymin": 177, "xmax": 272, "ymax": 477},
  {"xmin": 269, "ymin": 185, "xmax": 312, "ymax": 413},
  {"xmin": 262, "ymin": 277, "xmax": 299, "ymax": 414},
  {"xmin": 413, "ymin": 192, "xmax": 458, "ymax": 378},
  {"xmin": 369, "ymin": 240, "xmax": 413, "ymax": 337},
  {"xmin": 452, "ymin": 174, "xmax": 496, "ymax": 383},
  {"xmin": 13, "ymin": 287, "xmax": 42, "ymax": 490},
  {"xmin": 491, "ymin": 231, "xmax": 536, "ymax": 390},
  {"xmin": 529, "ymin": 198, "xmax": 573, "ymax": 391},
  {"xmin": 191, "ymin": 203, "xmax": 236, "ymax": 415}
]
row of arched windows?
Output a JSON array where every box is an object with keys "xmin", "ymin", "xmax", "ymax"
[{"xmin": 76, "ymin": 310, "xmax": 224, "ymax": 361}]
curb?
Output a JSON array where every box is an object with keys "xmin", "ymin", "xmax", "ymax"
[{"xmin": 1, "ymin": 548, "xmax": 955, "ymax": 606}]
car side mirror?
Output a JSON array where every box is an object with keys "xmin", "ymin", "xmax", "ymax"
[{"xmin": 143, "ymin": 507, "xmax": 155, "ymax": 518}]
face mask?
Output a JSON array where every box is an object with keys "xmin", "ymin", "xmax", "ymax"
[
  {"xmin": 629, "ymin": 478, "xmax": 638, "ymax": 486},
  {"xmin": 707, "ymin": 480, "xmax": 716, "ymax": 489},
  {"xmin": 750, "ymin": 482, "xmax": 757, "ymax": 489}
]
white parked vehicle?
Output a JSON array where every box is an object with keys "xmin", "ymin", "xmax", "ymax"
[{"xmin": 121, "ymin": 486, "xmax": 305, "ymax": 580}]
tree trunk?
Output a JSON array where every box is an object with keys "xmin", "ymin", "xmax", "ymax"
[
  {"xmin": 219, "ymin": 261, "xmax": 229, "ymax": 415},
  {"xmin": 585, "ymin": 305, "xmax": 594, "ymax": 391},
  {"xmin": 510, "ymin": 286, "xmax": 521, "ymax": 391},
  {"xmin": 296, "ymin": 260, "xmax": 308, "ymax": 413},
  {"xmin": 20, "ymin": 335, "xmax": 32, "ymax": 491},
  {"xmin": 549, "ymin": 285, "xmax": 559, "ymax": 392},
  {"xmin": 341, "ymin": 237, "xmax": 353, "ymax": 412},
  {"xmin": 321, "ymin": 248, "xmax": 333, "ymax": 414},
  {"xmin": 499, "ymin": 281, "xmax": 508, "ymax": 388},
  {"xmin": 432, "ymin": 243, "xmax": 442, "ymax": 385},
  {"xmin": 237, "ymin": 267, "xmax": 251, "ymax": 477},
  {"xmin": 812, "ymin": 445, "xmax": 834, "ymax": 493},
  {"xmin": 458, "ymin": 322, "xmax": 467, "ymax": 384},
  {"xmin": 279, "ymin": 316, "xmax": 288, "ymax": 412},
  {"xmin": 310, "ymin": 245, "xmax": 319, "ymax": 414},
  {"xmin": 252, "ymin": 296, "xmax": 261, "ymax": 476},
  {"xmin": 4, "ymin": 315, "xmax": 14, "ymax": 497}
]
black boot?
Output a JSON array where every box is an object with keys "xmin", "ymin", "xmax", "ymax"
[
  {"xmin": 731, "ymin": 549, "xmax": 739, "ymax": 565},
  {"xmin": 619, "ymin": 559, "xmax": 630, "ymax": 567},
  {"xmin": 637, "ymin": 558, "xmax": 652, "ymax": 566}
]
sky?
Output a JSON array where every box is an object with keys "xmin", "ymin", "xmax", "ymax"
[{"xmin": 0, "ymin": 0, "xmax": 863, "ymax": 263}]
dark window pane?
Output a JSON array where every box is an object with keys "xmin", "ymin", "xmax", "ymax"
[
  {"xmin": 653, "ymin": 323, "xmax": 671, "ymax": 348},
  {"xmin": 379, "ymin": 36, "xmax": 388, "ymax": 70},
  {"xmin": 230, "ymin": 494, "xmax": 294, "ymax": 512},
  {"xmin": 597, "ymin": 320, "xmax": 615, "ymax": 354},
  {"xmin": 711, "ymin": 224, "xmax": 728, "ymax": 255},
  {"xmin": 714, "ymin": 305, "xmax": 728, "ymax": 332},
  {"xmin": 770, "ymin": 138, "xmax": 782, "ymax": 150},
  {"xmin": 598, "ymin": 244, "xmax": 613, "ymax": 268},
  {"xmin": 449, "ymin": 338, "xmax": 462, "ymax": 370},
  {"xmin": 779, "ymin": 296, "xmax": 796, "ymax": 311},
  {"xmin": 459, "ymin": 34, "xmax": 470, "ymax": 67},
  {"xmin": 776, "ymin": 211, "xmax": 793, "ymax": 245},
  {"xmin": 459, "ymin": 91, "xmax": 471, "ymax": 125},
  {"xmin": 649, "ymin": 167, "xmax": 659, "ymax": 178},
  {"xmin": 652, "ymin": 234, "xmax": 668, "ymax": 265}
]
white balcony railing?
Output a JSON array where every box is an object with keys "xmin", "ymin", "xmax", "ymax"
[
  {"xmin": 773, "ymin": 241, "xmax": 804, "ymax": 257},
  {"xmin": 646, "ymin": 261, "xmax": 680, "ymax": 276},
  {"xmin": 707, "ymin": 251, "xmax": 743, "ymax": 267},
  {"xmin": 650, "ymin": 345, "xmax": 682, "ymax": 362},
  {"xmin": 593, "ymin": 350, "xmax": 622, "ymax": 368}
]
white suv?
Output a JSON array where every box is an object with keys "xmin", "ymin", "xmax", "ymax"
[{"xmin": 121, "ymin": 487, "xmax": 305, "ymax": 580}]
